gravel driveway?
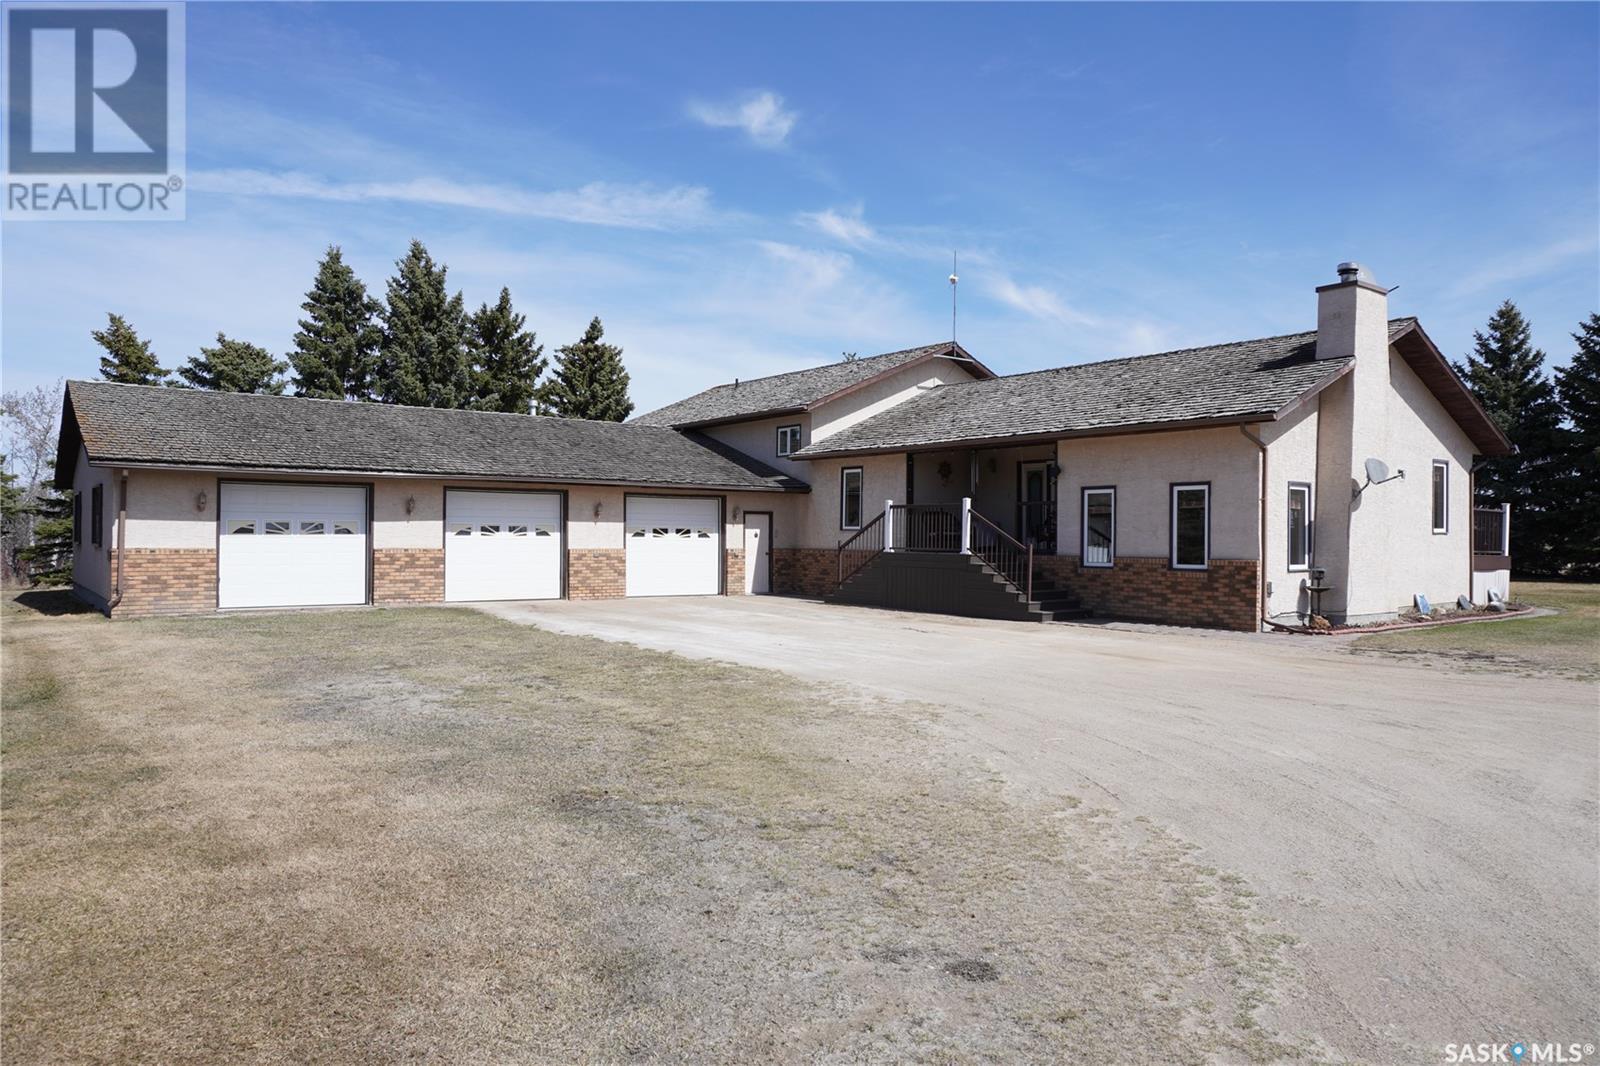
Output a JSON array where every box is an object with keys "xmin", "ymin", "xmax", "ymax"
[{"xmin": 481, "ymin": 595, "xmax": 1600, "ymax": 1065}]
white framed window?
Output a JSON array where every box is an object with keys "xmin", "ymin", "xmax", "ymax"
[
  {"xmin": 333, "ymin": 521, "xmax": 360, "ymax": 536},
  {"xmin": 840, "ymin": 466, "xmax": 864, "ymax": 530},
  {"xmin": 226, "ymin": 519, "xmax": 256, "ymax": 536},
  {"xmin": 777, "ymin": 424, "xmax": 802, "ymax": 457},
  {"xmin": 1081, "ymin": 487, "xmax": 1115, "ymax": 567},
  {"xmin": 264, "ymin": 520, "xmax": 291, "ymax": 535},
  {"xmin": 449, "ymin": 523, "xmax": 473, "ymax": 537},
  {"xmin": 1170, "ymin": 483, "xmax": 1210, "ymax": 570},
  {"xmin": 299, "ymin": 520, "xmax": 326, "ymax": 535},
  {"xmin": 1431, "ymin": 460, "xmax": 1449, "ymax": 534},
  {"xmin": 1287, "ymin": 482, "xmax": 1312, "ymax": 571}
]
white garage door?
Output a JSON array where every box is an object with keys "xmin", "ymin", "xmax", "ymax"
[
  {"xmin": 219, "ymin": 483, "xmax": 368, "ymax": 609},
  {"xmin": 625, "ymin": 496, "xmax": 720, "ymax": 597},
  {"xmin": 445, "ymin": 490, "xmax": 562, "ymax": 602}
]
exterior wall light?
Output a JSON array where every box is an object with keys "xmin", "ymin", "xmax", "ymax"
[
  {"xmin": 592, "ymin": 501, "xmax": 603, "ymax": 519},
  {"xmin": 405, "ymin": 495, "xmax": 416, "ymax": 515},
  {"xmin": 195, "ymin": 490, "xmax": 207, "ymax": 512}
]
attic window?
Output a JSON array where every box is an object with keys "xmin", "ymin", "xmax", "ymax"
[{"xmin": 777, "ymin": 424, "xmax": 802, "ymax": 457}]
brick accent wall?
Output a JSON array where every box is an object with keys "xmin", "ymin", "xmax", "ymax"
[
  {"xmin": 1035, "ymin": 555, "xmax": 1259, "ymax": 632},
  {"xmin": 724, "ymin": 548, "xmax": 746, "ymax": 596},
  {"xmin": 569, "ymin": 548, "xmax": 625, "ymax": 599},
  {"xmin": 373, "ymin": 548, "xmax": 443, "ymax": 605},
  {"xmin": 109, "ymin": 548, "xmax": 217, "ymax": 619},
  {"xmin": 772, "ymin": 548, "xmax": 837, "ymax": 597}
]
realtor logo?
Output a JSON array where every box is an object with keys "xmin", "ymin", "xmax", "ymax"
[{"xmin": 4, "ymin": 2, "xmax": 185, "ymax": 219}]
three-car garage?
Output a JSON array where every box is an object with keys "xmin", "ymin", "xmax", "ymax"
[{"xmin": 216, "ymin": 482, "xmax": 729, "ymax": 609}]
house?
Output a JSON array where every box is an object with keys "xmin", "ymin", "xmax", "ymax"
[{"xmin": 55, "ymin": 263, "xmax": 1513, "ymax": 630}]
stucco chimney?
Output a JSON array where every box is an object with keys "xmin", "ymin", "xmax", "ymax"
[{"xmin": 1315, "ymin": 262, "xmax": 1388, "ymax": 361}]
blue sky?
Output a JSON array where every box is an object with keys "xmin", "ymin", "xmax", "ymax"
[{"xmin": 3, "ymin": 1, "xmax": 1596, "ymax": 415}]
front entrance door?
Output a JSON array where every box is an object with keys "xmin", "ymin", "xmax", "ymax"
[
  {"xmin": 1018, "ymin": 460, "xmax": 1057, "ymax": 553},
  {"xmin": 743, "ymin": 513, "xmax": 771, "ymax": 594}
]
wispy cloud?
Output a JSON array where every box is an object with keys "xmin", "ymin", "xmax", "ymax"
[
  {"xmin": 757, "ymin": 241, "xmax": 853, "ymax": 289},
  {"xmin": 687, "ymin": 90, "xmax": 797, "ymax": 149},
  {"xmin": 188, "ymin": 169, "xmax": 715, "ymax": 230},
  {"xmin": 984, "ymin": 273, "xmax": 1101, "ymax": 328},
  {"xmin": 1445, "ymin": 232, "xmax": 1600, "ymax": 299},
  {"xmin": 799, "ymin": 204, "xmax": 876, "ymax": 247}
]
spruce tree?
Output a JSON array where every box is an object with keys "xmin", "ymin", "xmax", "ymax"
[
  {"xmin": 468, "ymin": 288, "xmax": 546, "ymax": 413},
  {"xmin": 1455, "ymin": 300, "xmax": 1565, "ymax": 574},
  {"xmin": 176, "ymin": 333, "xmax": 288, "ymax": 393},
  {"xmin": 1554, "ymin": 313, "xmax": 1600, "ymax": 578},
  {"xmin": 374, "ymin": 240, "xmax": 470, "ymax": 408},
  {"xmin": 20, "ymin": 489, "xmax": 73, "ymax": 585},
  {"xmin": 93, "ymin": 313, "xmax": 167, "ymax": 385},
  {"xmin": 542, "ymin": 316, "xmax": 633, "ymax": 421},
  {"xmin": 0, "ymin": 459, "xmax": 29, "ymax": 583},
  {"xmin": 289, "ymin": 246, "xmax": 382, "ymax": 400}
]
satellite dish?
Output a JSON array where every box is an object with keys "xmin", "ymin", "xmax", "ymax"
[{"xmin": 1364, "ymin": 457, "xmax": 1390, "ymax": 483}]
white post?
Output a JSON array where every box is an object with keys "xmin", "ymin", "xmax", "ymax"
[
  {"xmin": 1501, "ymin": 502, "xmax": 1511, "ymax": 556},
  {"xmin": 960, "ymin": 497, "xmax": 972, "ymax": 554},
  {"xmin": 884, "ymin": 499, "xmax": 895, "ymax": 551}
]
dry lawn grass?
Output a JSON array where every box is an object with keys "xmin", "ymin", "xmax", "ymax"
[
  {"xmin": 3, "ymin": 594, "xmax": 1315, "ymax": 1064},
  {"xmin": 1352, "ymin": 581, "xmax": 1600, "ymax": 681}
]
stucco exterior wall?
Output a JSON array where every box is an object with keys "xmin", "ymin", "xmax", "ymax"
[
  {"xmin": 69, "ymin": 447, "xmax": 114, "ymax": 605},
  {"xmin": 1259, "ymin": 400, "xmax": 1322, "ymax": 620},
  {"xmin": 792, "ymin": 454, "xmax": 905, "ymax": 548},
  {"xmin": 810, "ymin": 358, "xmax": 979, "ymax": 441},
  {"xmin": 701, "ymin": 413, "xmax": 813, "ymax": 483},
  {"xmin": 116, "ymin": 469, "xmax": 802, "ymax": 564},
  {"xmin": 1054, "ymin": 427, "xmax": 1262, "ymax": 562}
]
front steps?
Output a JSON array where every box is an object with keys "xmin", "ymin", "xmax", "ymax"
[{"xmin": 828, "ymin": 551, "xmax": 1090, "ymax": 624}]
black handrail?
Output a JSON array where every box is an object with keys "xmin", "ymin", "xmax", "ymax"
[
  {"xmin": 837, "ymin": 511, "xmax": 886, "ymax": 586},
  {"xmin": 969, "ymin": 508, "xmax": 1033, "ymax": 603},
  {"xmin": 889, "ymin": 503, "xmax": 963, "ymax": 552},
  {"xmin": 1473, "ymin": 506, "xmax": 1508, "ymax": 555}
]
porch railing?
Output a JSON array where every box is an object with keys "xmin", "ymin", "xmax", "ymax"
[
  {"xmin": 888, "ymin": 503, "xmax": 963, "ymax": 552},
  {"xmin": 969, "ymin": 507, "xmax": 1033, "ymax": 603},
  {"xmin": 837, "ymin": 510, "xmax": 886, "ymax": 586},
  {"xmin": 1473, "ymin": 504, "xmax": 1511, "ymax": 556}
]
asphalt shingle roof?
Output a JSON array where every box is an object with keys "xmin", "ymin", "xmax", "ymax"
[
  {"xmin": 631, "ymin": 342, "xmax": 974, "ymax": 428},
  {"xmin": 59, "ymin": 381, "xmax": 807, "ymax": 492},
  {"xmin": 794, "ymin": 321, "xmax": 1419, "ymax": 457}
]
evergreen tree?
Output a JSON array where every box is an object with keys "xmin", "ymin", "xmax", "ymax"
[
  {"xmin": 19, "ymin": 488, "xmax": 72, "ymax": 585},
  {"xmin": 0, "ymin": 458, "xmax": 30, "ymax": 583},
  {"xmin": 289, "ymin": 246, "xmax": 382, "ymax": 400},
  {"xmin": 176, "ymin": 333, "xmax": 288, "ymax": 393},
  {"xmin": 1554, "ymin": 313, "xmax": 1600, "ymax": 579},
  {"xmin": 373, "ymin": 240, "xmax": 470, "ymax": 408},
  {"xmin": 93, "ymin": 313, "xmax": 167, "ymax": 385},
  {"xmin": 541, "ymin": 316, "xmax": 633, "ymax": 421},
  {"xmin": 1455, "ymin": 300, "xmax": 1566, "ymax": 575},
  {"xmin": 468, "ymin": 288, "xmax": 546, "ymax": 413}
]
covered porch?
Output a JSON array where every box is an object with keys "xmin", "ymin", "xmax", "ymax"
[{"xmin": 898, "ymin": 442, "xmax": 1059, "ymax": 552}]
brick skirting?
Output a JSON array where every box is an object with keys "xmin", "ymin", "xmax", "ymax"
[
  {"xmin": 373, "ymin": 548, "xmax": 443, "ymax": 605},
  {"xmin": 725, "ymin": 548, "xmax": 746, "ymax": 595},
  {"xmin": 569, "ymin": 548, "xmax": 625, "ymax": 599},
  {"xmin": 772, "ymin": 548, "xmax": 837, "ymax": 597},
  {"xmin": 109, "ymin": 548, "xmax": 217, "ymax": 619},
  {"xmin": 1034, "ymin": 555, "xmax": 1259, "ymax": 632}
]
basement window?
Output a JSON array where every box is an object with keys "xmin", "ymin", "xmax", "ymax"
[
  {"xmin": 1170, "ymin": 483, "xmax": 1209, "ymax": 570},
  {"xmin": 1082, "ymin": 488, "xmax": 1115, "ymax": 567},
  {"xmin": 1287, "ymin": 483, "xmax": 1312, "ymax": 570},
  {"xmin": 840, "ymin": 467, "xmax": 863, "ymax": 530},
  {"xmin": 1431, "ymin": 460, "xmax": 1449, "ymax": 534},
  {"xmin": 777, "ymin": 424, "xmax": 802, "ymax": 457}
]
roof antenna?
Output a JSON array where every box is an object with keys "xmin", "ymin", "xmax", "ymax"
[{"xmin": 949, "ymin": 252, "xmax": 959, "ymax": 346}]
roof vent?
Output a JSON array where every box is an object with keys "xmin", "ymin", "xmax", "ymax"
[{"xmin": 1336, "ymin": 262, "xmax": 1371, "ymax": 284}]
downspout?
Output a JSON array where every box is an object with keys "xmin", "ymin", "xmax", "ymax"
[
  {"xmin": 1240, "ymin": 426, "xmax": 1268, "ymax": 630},
  {"xmin": 106, "ymin": 471, "xmax": 128, "ymax": 612}
]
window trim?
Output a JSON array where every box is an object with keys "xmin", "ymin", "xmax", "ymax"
[
  {"xmin": 839, "ymin": 466, "xmax": 864, "ymax": 531},
  {"xmin": 90, "ymin": 484, "xmax": 103, "ymax": 548},
  {"xmin": 1286, "ymin": 481, "xmax": 1313, "ymax": 572},
  {"xmin": 1080, "ymin": 486, "xmax": 1116, "ymax": 568},
  {"xmin": 1431, "ymin": 459, "xmax": 1449, "ymax": 534},
  {"xmin": 776, "ymin": 424, "xmax": 802, "ymax": 458},
  {"xmin": 1169, "ymin": 481, "xmax": 1210, "ymax": 571}
]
